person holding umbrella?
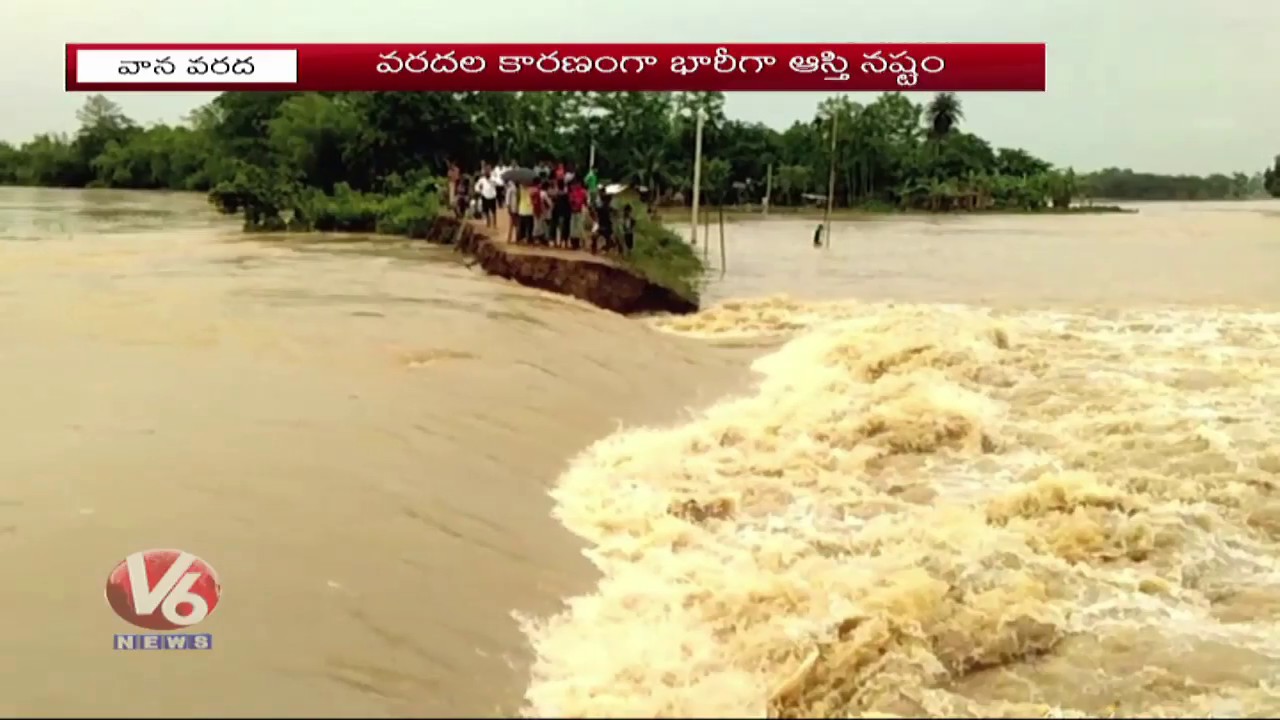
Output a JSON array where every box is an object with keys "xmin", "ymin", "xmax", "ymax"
[
  {"xmin": 502, "ymin": 167, "xmax": 539, "ymax": 244},
  {"xmin": 501, "ymin": 166, "xmax": 538, "ymax": 187},
  {"xmin": 513, "ymin": 182, "xmax": 535, "ymax": 243}
]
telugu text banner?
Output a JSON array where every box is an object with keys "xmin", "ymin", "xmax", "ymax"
[{"xmin": 65, "ymin": 43, "xmax": 1045, "ymax": 92}]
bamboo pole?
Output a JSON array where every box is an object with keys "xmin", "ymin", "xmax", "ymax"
[
  {"xmin": 703, "ymin": 209, "xmax": 710, "ymax": 261},
  {"xmin": 690, "ymin": 110, "xmax": 705, "ymax": 246},
  {"xmin": 823, "ymin": 112, "xmax": 839, "ymax": 249},
  {"xmin": 718, "ymin": 204, "xmax": 726, "ymax": 275}
]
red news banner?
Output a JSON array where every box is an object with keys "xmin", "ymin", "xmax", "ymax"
[{"xmin": 65, "ymin": 43, "xmax": 1045, "ymax": 92}]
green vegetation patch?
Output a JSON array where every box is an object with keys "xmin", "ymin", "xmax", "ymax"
[
  {"xmin": 624, "ymin": 217, "xmax": 704, "ymax": 303},
  {"xmin": 209, "ymin": 166, "xmax": 443, "ymax": 237}
]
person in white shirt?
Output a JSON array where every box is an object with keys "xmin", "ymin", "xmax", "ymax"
[
  {"xmin": 475, "ymin": 175, "xmax": 498, "ymax": 228},
  {"xmin": 489, "ymin": 165, "xmax": 504, "ymax": 204}
]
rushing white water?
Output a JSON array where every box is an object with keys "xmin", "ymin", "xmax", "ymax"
[{"xmin": 521, "ymin": 203, "xmax": 1280, "ymax": 718}]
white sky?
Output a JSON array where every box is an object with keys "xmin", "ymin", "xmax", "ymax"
[{"xmin": 3, "ymin": 0, "xmax": 1275, "ymax": 175}]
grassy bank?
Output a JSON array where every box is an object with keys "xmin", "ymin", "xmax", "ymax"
[{"xmin": 624, "ymin": 217, "xmax": 704, "ymax": 302}]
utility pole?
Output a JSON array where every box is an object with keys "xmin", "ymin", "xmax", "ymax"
[
  {"xmin": 822, "ymin": 112, "xmax": 838, "ymax": 249},
  {"xmin": 588, "ymin": 142, "xmax": 596, "ymax": 171},
  {"xmin": 764, "ymin": 163, "xmax": 772, "ymax": 217},
  {"xmin": 690, "ymin": 110, "xmax": 705, "ymax": 246}
]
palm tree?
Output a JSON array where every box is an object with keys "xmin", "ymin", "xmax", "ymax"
[{"xmin": 925, "ymin": 93, "xmax": 963, "ymax": 139}]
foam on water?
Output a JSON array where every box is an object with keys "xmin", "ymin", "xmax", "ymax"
[{"xmin": 518, "ymin": 295, "xmax": 1280, "ymax": 718}]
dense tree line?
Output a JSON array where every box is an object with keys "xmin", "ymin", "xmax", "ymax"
[
  {"xmin": 1084, "ymin": 167, "xmax": 1269, "ymax": 201},
  {"xmin": 2, "ymin": 92, "xmax": 1270, "ymax": 213},
  {"xmin": 1265, "ymin": 156, "xmax": 1280, "ymax": 198}
]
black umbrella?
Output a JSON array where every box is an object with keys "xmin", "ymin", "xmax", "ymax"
[{"xmin": 501, "ymin": 167, "xmax": 538, "ymax": 184}]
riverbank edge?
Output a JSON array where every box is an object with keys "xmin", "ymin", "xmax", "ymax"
[
  {"xmin": 683, "ymin": 204, "xmax": 1136, "ymax": 221},
  {"xmin": 424, "ymin": 216, "xmax": 700, "ymax": 316}
]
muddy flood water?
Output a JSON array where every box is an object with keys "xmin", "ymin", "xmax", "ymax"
[{"xmin": 1, "ymin": 187, "xmax": 1278, "ymax": 718}]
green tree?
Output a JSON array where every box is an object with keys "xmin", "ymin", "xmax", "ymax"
[
  {"xmin": 13, "ymin": 134, "xmax": 82, "ymax": 186},
  {"xmin": 267, "ymin": 94, "xmax": 363, "ymax": 193},
  {"xmin": 1265, "ymin": 156, "xmax": 1280, "ymax": 198},
  {"xmin": 774, "ymin": 164, "xmax": 813, "ymax": 205},
  {"xmin": 996, "ymin": 147, "xmax": 1051, "ymax": 177},
  {"xmin": 925, "ymin": 92, "xmax": 963, "ymax": 139},
  {"xmin": 699, "ymin": 157, "xmax": 732, "ymax": 203}
]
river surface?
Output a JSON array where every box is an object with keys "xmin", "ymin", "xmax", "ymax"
[{"xmin": 1, "ymin": 187, "xmax": 1278, "ymax": 718}]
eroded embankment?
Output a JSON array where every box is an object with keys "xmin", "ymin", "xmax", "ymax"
[{"xmin": 425, "ymin": 216, "xmax": 697, "ymax": 316}]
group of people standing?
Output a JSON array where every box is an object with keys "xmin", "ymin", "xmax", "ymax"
[{"xmin": 447, "ymin": 160, "xmax": 635, "ymax": 256}]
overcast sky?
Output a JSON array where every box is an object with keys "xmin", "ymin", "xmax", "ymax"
[{"xmin": 3, "ymin": 0, "xmax": 1274, "ymax": 175}]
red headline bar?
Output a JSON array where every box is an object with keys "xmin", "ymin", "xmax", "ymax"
[{"xmin": 65, "ymin": 43, "xmax": 1045, "ymax": 93}]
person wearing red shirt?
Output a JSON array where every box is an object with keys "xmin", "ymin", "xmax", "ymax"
[
  {"xmin": 554, "ymin": 163, "xmax": 566, "ymax": 182},
  {"xmin": 531, "ymin": 181, "xmax": 550, "ymax": 244}
]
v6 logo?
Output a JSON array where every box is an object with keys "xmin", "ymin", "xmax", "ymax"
[{"xmin": 105, "ymin": 549, "xmax": 222, "ymax": 630}]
